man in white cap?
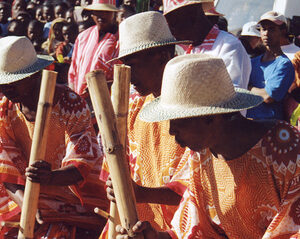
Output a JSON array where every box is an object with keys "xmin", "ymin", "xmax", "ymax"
[
  {"xmin": 246, "ymin": 11, "xmax": 295, "ymax": 120},
  {"xmin": 68, "ymin": 0, "xmax": 119, "ymax": 104},
  {"xmin": 239, "ymin": 21, "xmax": 264, "ymax": 58},
  {"xmin": 163, "ymin": 0, "xmax": 251, "ymax": 90},
  {"xmin": 0, "ymin": 36, "xmax": 108, "ymax": 238},
  {"xmin": 115, "ymin": 54, "xmax": 300, "ymax": 239},
  {"xmin": 100, "ymin": 11, "xmax": 190, "ymax": 238}
]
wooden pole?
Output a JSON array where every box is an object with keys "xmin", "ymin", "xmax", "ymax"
[
  {"xmin": 86, "ymin": 70, "xmax": 143, "ymax": 238},
  {"xmin": 18, "ymin": 70, "xmax": 57, "ymax": 239},
  {"xmin": 108, "ymin": 64, "xmax": 131, "ymax": 239}
]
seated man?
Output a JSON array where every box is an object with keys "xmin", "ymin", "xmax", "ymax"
[
  {"xmin": 114, "ymin": 54, "xmax": 300, "ymax": 238},
  {"xmin": 246, "ymin": 11, "xmax": 295, "ymax": 120},
  {"xmin": 0, "ymin": 36, "xmax": 108, "ymax": 238}
]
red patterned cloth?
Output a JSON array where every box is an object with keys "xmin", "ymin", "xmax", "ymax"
[
  {"xmin": 168, "ymin": 121, "xmax": 300, "ymax": 238},
  {"xmin": 0, "ymin": 85, "xmax": 108, "ymax": 237},
  {"xmin": 68, "ymin": 26, "xmax": 119, "ymax": 96}
]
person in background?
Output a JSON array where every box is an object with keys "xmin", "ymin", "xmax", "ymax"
[
  {"xmin": 123, "ymin": 0, "xmax": 136, "ymax": 10},
  {"xmin": 65, "ymin": 7, "xmax": 75, "ymax": 23},
  {"xmin": 0, "ymin": 2, "xmax": 11, "ymax": 37},
  {"xmin": 163, "ymin": 0, "xmax": 251, "ymax": 90},
  {"xmin": 239, "ymin": 21, "xmax": 265, "ymax": 58},
  {"xmin": 15, "ymin": 10, "xmax": 32, "ymax": 27},
  {"xmin": 77, "ymin": 20, "xmax": 93, "ymax": 33},
  {"xmin": 247, "ymin": 11, "xmax": 295, "ymax": 120},
  {"xmin": 114, "ymin": 53, "xmax": 300, "ymax": 239},
  {"xmin": 11, "ymin": 0, "xmax": 26, "ymax": 19},
  {"xmin": 35, "ymin": 5, "xmax": 44, "ymax": 23},
  {"xmin": 27, "ymin": 19, "xmax": 44, "ymax": 53},
  {"xmin": 42, "ymin": 1, "xmax": 55, "ymax": 39},
  {"xmin": 26, "ymin": 1, "xmax": 37, "ymax": 19},
  {"xmin": 68, "ymin": 0, "xmax": 119, "ymax": 103},
  {"xmin": 7, "ymin": 19, "xmax": 27, "ymax": 36},
  {"xmin": 54, "ymin": 1, "xmax": 69, "ymax": 19},
  {"xmin": 116, "ymin": 4, "xmax": 135, "ymax": 25}
]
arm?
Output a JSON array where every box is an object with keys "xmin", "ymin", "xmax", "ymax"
[
  {"xmin": 250, "ymin": 87, "xmax": 274, "ymax": 103},
  {"xmin": 3, "ymin": 183, "xmax": 24, "ymax": 208}
]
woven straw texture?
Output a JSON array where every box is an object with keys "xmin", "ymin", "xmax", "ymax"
[
  {"xmin": 163, "ymin": 0, "xmax": 214, "ymax": 15},
  {"xmin": 115, "ymin": 11, "xmax": 191, "ymax": 60},
  {"xmin": 140, "ymin": 54, "xmax": 263, "ymax": 122},
  {"xmin": 0, "ymin": 36, "xmax": 53, "ymax": 85}
]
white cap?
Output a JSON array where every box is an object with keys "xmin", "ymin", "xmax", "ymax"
[
  {"xmin": 241, "ymin": 21, "xmax": 260, "ymax": 37},
  {"xmin": 258, "ymin": 11, "xmax": 287, "ymax": 25}
]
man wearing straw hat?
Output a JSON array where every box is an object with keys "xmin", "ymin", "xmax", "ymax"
[
  {"xmin": 100, "ymin": 11, "xmax": 191, "ymax": 238},
  {"xmin": 163, "ymin": 0, "xmax": 251, "ymax": 90},
  {"xmin": 0, "ymin": 36, "xmax": 108, "ymax": 238},
  {"xmin": 115, "ymin": 54, "xmax": 300, "ymax": 238},
  {"xmin": 68, "ymin": 0, "xmax": 119, "ymax": 99}
]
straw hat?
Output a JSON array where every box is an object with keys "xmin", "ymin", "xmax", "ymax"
[
  {"xmin": 0, "ymin": 36, "xmax": 53, "ymax": 85},
  {"xmin": 84, "ymin": 0, "xmax": 118, "ymax": 12},
  {"xmin": 110, "ymin": 11, "xmax": 191, "ymax": 61},
  {"xmin": 241, "ymin": 21, "xmax": 260, "ymax": 37},
  {"xmin": 258, "ymin": 11, "xmax": 287, "ymax": 26},
  {"xmin": 163, "ymin": 0, "xmax": 214, "ymax": 16},
  {"xmin": 139, "ymin": 54, "xmax": 263, "ymax": 122},
  {"xmin": 205, "ymin": 7, "xmax": 224, "ymax": 16}
]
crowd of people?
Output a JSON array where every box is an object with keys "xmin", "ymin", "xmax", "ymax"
[{"xmin": 0, "ymin": 0, "xmax": 299, "ymax": 238}]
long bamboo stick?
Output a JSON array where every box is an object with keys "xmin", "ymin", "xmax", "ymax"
[
  {"xmin": 108, "ymin": 64, "xmax": 131, "ymax": 239},
  {"xmin": 18, "ymin": 70, "xmax": 57, "ymax": 239},
  {"xmin": 86, "ymin": 70, "xmax": 143, "ymax": 238}
]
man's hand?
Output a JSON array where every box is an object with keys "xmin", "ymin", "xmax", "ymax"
[
  {"xmin": 25, "ymin": 160, "xmax": 52, "ymax": 185},
  {"xmin": 106, "ymin": 175, "xmax": 116, "ymax": 203},
  {"xmin": 116, "ymin": 221, "xmax": 161, "ymax": 239}
]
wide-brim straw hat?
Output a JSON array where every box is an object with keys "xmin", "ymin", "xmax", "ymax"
[
  {"xmin": 0, "ymin": 36, "xmax": 53, "ymax": 85},
  {"xmin": 163, "ymin": 0, "xmax": 214, "ymax": 16},
  {"xmin": 84, "ymin": 0, "xmax": 118, "ymax": 11},
  {"xmin": 108, "ymin": 11, "xmax": 191, "ymax": 63},
  {"xmin": 139, "ymin": 54, "xmax": 263, "ymax": 122},
  {"xmin": 205, "ymin": 7, "xmax": 224, "ymax": 16}
]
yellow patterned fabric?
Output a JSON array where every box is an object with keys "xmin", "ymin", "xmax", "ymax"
[
  {"xmin": 0, "ymin": 85, "xmax": 108, "ymax": 237},
  {"xmin": 100, "ymin": 93, "xmax": 188, "ymax": 238},
  {"xmin": 168, "ymin": 121, "xmax": 300, "ymax": 238}
]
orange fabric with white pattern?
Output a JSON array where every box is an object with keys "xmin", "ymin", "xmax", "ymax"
[
  {"xmin": 0, "ymin": 85, "xmax": 108, "ymax": 237},
  {"xmin": 168, "ymin": 121, "xmax": 300, "ymax": 238}
]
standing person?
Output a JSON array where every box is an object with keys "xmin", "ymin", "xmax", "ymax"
[
  {"xmin": 114, "ymin": 54, "xmax": 300, "ymax": 239},
  {"xmin": 27, "ymin": 19, "xmax": 44, "ymax": 53},
  {"xmin": 163, "ymin": 0, "xmax": 251, "ymax": 90},
  {"xmin": 42, "ymin": 1, "xmax": 55, "ymax": 40},
  {"xmin": 68, "ymin": 0, "xmax": 119, "ymax": 107},
  {"xmin": 246, "ymin": 11, "xmax": 295, "ymax": 120},
  {"xmin": 99, "ymin": 11, "xmax": 190, "ymax": 238},
  {"xmin": 0, "ymin": 36, "xmax": 108, "ymax": 238},
  {"xmin": 0, "ymin": 2, "xmax": 11, "ymax": 37}
]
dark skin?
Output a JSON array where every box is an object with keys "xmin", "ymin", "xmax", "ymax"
[
  {"xmin": 0, "ymin": 3, "xmax": 10, "ymax": 24},
  {"xmin": 115, "ymin": 113, "xmax": 277, "ymax": 238},
  {"xmin": 164, "ymin": 4, "xmax": 213, "ymax": 46},
  {"xmin": 0, "ymin": 72, "xmax": 84, "ymax": 223}
]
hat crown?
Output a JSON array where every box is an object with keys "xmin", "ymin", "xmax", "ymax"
[
  {"xmin": 241, "ymin": 21, "xmax": 260, "ymax": 37},
  {"xmin": 160, "ymin": 54, "xmax": 236, "ymax": 108},
  {"xmin": 259, "ymin": 11, "xmax": 287, "ymax": 25},
  {"xmin": 163, "ymin": 0, "xmax": 214, "ymax": 15},
  {"xmin": 0, "ymin": 36, "xmax": 37, "ymax": 73},
  {"xmin": 119, "ymin": 11, "xmax": 175, "ymax": 57},
  {"xmin": 92, "ymin": 0, "xmax": 116, "ymax": 5}
]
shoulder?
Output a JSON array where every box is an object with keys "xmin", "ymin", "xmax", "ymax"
[
  {"xmin": 76, "ymin": 26, "xmax": 97, "ymax": 41},
  {"xmin": 216, "ymin": 31, "xmax": 242, "ymax": 46}
]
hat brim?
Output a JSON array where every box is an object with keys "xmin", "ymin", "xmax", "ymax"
[
  {"xmin": 107, "ymin": 39, "xmax": 192, "ymax": 63},
  {"xmin": 84, "ymin": 3, "xmax": 119, "ymax": 12},
  {"xmin": 258, "ymin": 19, "xmax": 285, "ymax": 26},
  {"xmin": 0, "ymin": 54, "xmax": 53, "ymax": 85},
  {"xmin": 139, "ymin": 88, "xmax": 263, "ymax": 122},
  {"xmin": 164, "ymin": 2, "xmax": 214, "ymax": 16}
]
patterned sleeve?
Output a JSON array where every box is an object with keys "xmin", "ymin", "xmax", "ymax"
[{"xmin": 59, "ymin": 89, "xmax": 102, "ymax": 187}]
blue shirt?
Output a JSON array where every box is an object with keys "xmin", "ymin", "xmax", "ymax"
[{"xmin": 246, "ymin": 54, "xmax": 295, "ymax": 120}]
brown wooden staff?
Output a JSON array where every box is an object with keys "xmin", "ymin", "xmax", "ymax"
[
  {"xmin": 109, "ymin": 64, "xmax": 131, "ymax": 239},
  {"xmin": 18, "ymin": 70, "xmax": 57, "ymax": 239},
  {"xmin": 86, "ymin": 70, "xmax": 143, "ymax": 238}
]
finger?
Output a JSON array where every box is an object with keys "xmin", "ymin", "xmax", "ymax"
[
  {"xmin": 116, "ymin": 225, "xmax": 127, "ymax": 234},
  {"xmin": 25, "ymin": 166, "xmax": 39, "ymax": 173},
  {"xmin": 106, "ymin": 179, "xmax": 113, "ymax": 187},
  {"xmin": 25, "ymin": 172, "xmax": 39, "ymax": 178},
  {"xmin": 31, "ymin": 160, "xmax": 51, "ymax": 169}
]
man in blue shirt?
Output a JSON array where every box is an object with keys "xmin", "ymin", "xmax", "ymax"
[{"xmin": 247, "ymin": 11, "xmax": 295, "ymax": 120}]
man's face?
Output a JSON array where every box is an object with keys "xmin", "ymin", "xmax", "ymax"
[
  {"xmin": 260, "ymin": 20, "xmax": 282, "ymax": 49},
  {"xmin": 165, "ymin": 5, "xmax": 199, "ymax": 41},
  {"xmin": 54, "ymin": 5, "xmax": 66, "ymax": 19},
  {"xmin": 169, "ymin": 116, "xmax": 215, "ymax": 151},
  {"xmin": 62, "ymin": 25, "xmax": 77, "ymax": 43},
  {"xmin": 0, "ymin": 3, "xmax": 9, "ymax": 23},
  {"xmin": 65, "ymin": 10, "xmax": 74, "ymax": 23},
  {"xmin": 27, "ymin": 23, "xmax": 40, "ymax": 41},
  {"xmin": 43, "ymin": 6, "xmax": 54, "ymax": 22},
  {"xmin": 122, "ymin": 50, "xmax": 166, "ymax": 96},
  {"xmin": 91, "ymin": 11, "xmax": 115, "ymax": 32}
]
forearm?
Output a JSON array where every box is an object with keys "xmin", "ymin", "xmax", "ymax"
[
  {"xmin": 136, "ymin": 185, "xmax": 181, "ymax": 205},
  {"xmin": 250, "ymin": 87, "xmax": 274, "ymax": 103},
  {"xmin": 3, "ymin": 183, "xmax": 24, "ymax": 208},
  {"xmin": 49, "ymin": 165, "xmax": 83, "ymax": 186}
]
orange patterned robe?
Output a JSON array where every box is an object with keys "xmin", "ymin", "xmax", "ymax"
[
  {"xmin": 0, "ymin": 85, "xmax": 108, "ymax": 238},
  {"xmin": 168, "ymin": 121, "xmax": 300, "ymax": 238},
  {"xmin": 99, "ymin": 93, "xmax": 189, "ymax": 237}
]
